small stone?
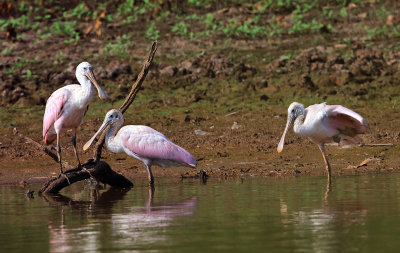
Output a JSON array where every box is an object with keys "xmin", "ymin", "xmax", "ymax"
[
  {"xmin": 160, "ymin": 66, "xmax": 178, "ymax": 77},
  {"xmin": 260, "ymin": 94, "xmax": 269, "ymax": 101},
  {"xmin": 231, "ymin": 122, "xmax": 241, "ymax": 130},
  {"xmin": 194, "ymin": 129, "xmax": 207, "ymax": 135}
]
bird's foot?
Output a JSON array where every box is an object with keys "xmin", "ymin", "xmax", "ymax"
[
  {"xmin": 81, "ymin": 166, "xmax": 94, "ymax": 179},
  {"xmin": 59, "ymin": 172, "xmax": 71, "ymax": 185},
  {"xmin": 77, "ymin": 163, "xmax": 84, "ymax": 170}
]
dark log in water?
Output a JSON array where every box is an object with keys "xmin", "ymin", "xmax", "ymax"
[
  {"xmin": 38, "ymin": 160, "xmax": 133, "ymax": 194},
  {"xmin": 33, "ymin": 41, "xmax": 158, "ymax": 194}
]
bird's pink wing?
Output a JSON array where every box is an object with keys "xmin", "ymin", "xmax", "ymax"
[
  {"xmin": 120, "ymin": 126, "xmax": 196, "ymax": 167},
  {"xmin": 42, "ymin": 89, "xmax": 68, "ymax": 144},
  {"xmin": 325, "ymin": 105, "xmax": 369, "ymax": 136}
]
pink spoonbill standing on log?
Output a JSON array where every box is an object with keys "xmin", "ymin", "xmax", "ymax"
[
  {"xmin": 83, "ymin": 109, "xmax": 197, "ymax": 185},
  {"xmin": 277, "ymin": 102, "xmax": 369, "ymax": 181},
  {"xmin": 43, "ymin": 62, "xmax": 109, "ymax": 177}
]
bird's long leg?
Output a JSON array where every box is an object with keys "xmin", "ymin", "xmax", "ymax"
[
  {"xmin": 56, "ymin": 133, "xmax": 63, "ymax": 174},
  {"xmin": 71, "ymin": 129, "xmax": 82, "ymax": 169},
  {"xmin": 145, "ymin": 163, "xmax": 154, "ymax": 186},
  {"xmin": 57, "ymin": 134, "xmax": 70, "ymax": 184},
  {"xmin": 72, "ymin": 129, "xmax": 95, "ymax": 179},
  {"xmin": 324, "ymin": 175, "xmax": 332, "ymax": 203},
  {"xmin": 318, "ymin": 144, "xmax": 332, "ymax": 183}
]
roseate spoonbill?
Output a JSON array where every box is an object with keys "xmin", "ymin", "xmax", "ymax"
[
  {"xmin": 43, "ymin": 62, "xmax": 109, "ymax": 177},
  {"xmin": 83, "ymin": 109, "xmax": 197, "ymax": 185},
  {"xmin": 277, "ymin": 102, "xmax": 369, "ymax": 180}
]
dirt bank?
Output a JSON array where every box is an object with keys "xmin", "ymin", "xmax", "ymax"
[{"xmin": 1, "ymin": 1, "xmax": 400, "ymax": 185}]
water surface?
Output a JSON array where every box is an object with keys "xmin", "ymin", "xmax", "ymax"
[{"xmin": 1, "ymin": 173, "xmax": 400, "ymax": 252}]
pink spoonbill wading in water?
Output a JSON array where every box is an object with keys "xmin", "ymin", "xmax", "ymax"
[
  {"xmin": 83, "ymin": 109, "xmax": 197, "ymax": 185},
  {"xmin": 277, "ymin": 102, "xmax": 369, "ymax": 182},
  {"xmin": 43, "ymin": 62, "xmax": 109, "ymax": 178}
]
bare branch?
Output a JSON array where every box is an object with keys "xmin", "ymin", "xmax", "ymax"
[
  {"xmin": 14, "ymin": 128, "xmax": 72, "ymax": 169},
  {"xmin": 93, "ymin": 41, "xmax": 158, "ymax": 161}
]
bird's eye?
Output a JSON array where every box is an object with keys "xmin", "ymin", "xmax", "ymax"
[
  {"xmin": 110, "ymin": 115, "xmax": 113, "ymax": 118},
  {"xmin": 84, "ymin": 67, "xmax": 87, "ymax": 70},
  {"xmin": 116, "ymin": 115, "xmax": 118, "ymax": 118}
]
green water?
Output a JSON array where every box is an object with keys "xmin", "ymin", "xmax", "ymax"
[{"xmin": 1, "ymin": 173, "xmax": 400, "ymax": 253}]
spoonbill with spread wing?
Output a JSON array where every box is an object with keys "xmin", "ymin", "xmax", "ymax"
[
  {"xmin": 83, "ymin": 109, "xmax": 196, "ymax": 185},
  {"xmin": 277, "ymin": 102, "xmax": 369, "ymax": 180}
]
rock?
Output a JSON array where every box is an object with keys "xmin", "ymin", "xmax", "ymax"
[
  {"xmin": 185, "ymin": 93, "xmax": 202, "ymax": 103},
  {"xmin": 358, "ymin": 12, "xmax": 367, "ymax": 19},
  {"xmin": 256, "ymin": 79, "xmax": 268, "ymax": 89},
  {"xmin": 334, "ymin": 44, "xmax": 347, "ymax": 49},
  {"xmin": 160, "ymin": 66, "xmax": 178, "ymax": 77},
  {"xmin": 298, "ymin": 74, "xmax": 317, "ymax": 91},
  {"xmin": 231, "ymin": 122, "xmax": 241, "ymax": 130},
  {"xmin": 326, "ymin": 54, "xmax": 344, "ymax": 66},
  {"xmin": 334, "ymin": 70, "xmax": 351, "ymax": 86},
  {"xmin": 386, "ymin": 15, "xmax": 395, "ymax": 26},
  {"xmin": 194, "ymin": 129, "xmax": 207, "ymax": 135},
  {"xmin": 106, "ymin": 61, "xmax": 131, "ymax": 79},
  {"xmin": 94, "ymin": 66, "xmax": 108, "ymax": 79},
  {"xmin": 51, "ymin": 71, "xmax": 74, "ymax": 84},
  {"xmin": 178, "ymin": 67, "xmax": 191, "ymax": 76},
  {"xmin": 352, "ymin": 88, "xmax": 368, "ymax": 96},
  {"xmin": 31, "ymin": 93, "xmax": 45, "ymax": 105},
  {"xmin": 180, "ymin": 60, "xmax": 192, "ymax": 70},
  {"xmin": 260, "ymin": 94, "xmax": 269, "ymax": 101}
]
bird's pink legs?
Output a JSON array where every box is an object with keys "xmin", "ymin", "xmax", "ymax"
[
  {"xmin": 318, "ymin": 144, "xmax": 332, "ymax": 183},
  {"xmin": 145, "ymin": 164, "xmax": 154, "ymax": 186}
]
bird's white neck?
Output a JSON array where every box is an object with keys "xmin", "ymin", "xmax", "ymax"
[
  {"xmin": 105, "ymin": 124, "xmax": 123, "ymax": 153},
  {"xmin": 293, "ymin": 114, "xmax": 306, "ymax": 135},
  {"xmin": 76, "ymin": 74, "xmax": 94, "ymax": 103}
]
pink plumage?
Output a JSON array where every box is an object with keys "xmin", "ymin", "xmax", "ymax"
[
  {"xmin": 277, "ymin": 102, "xmax": 369, "ymax": 181},
  {"xmin": 120, "ymin": 126, "xmax": 197, "ymax": 167},
  {"xmin": 325, "ymin": 104, "xmax": 369, "ymax": 136},
  {"xmin": 83, "ymin": 109, "xmax": 196, "ymax": 185},
  {"xmin": 43, "ymin": 90, "xmax": 68, "ymax": 144},
  {"xmin": 42, "ymin": 62, "xmax": 108, "ymax": 176}
]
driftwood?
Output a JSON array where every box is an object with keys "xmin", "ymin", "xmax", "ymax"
[{"xmin": 36, "ymin": 41, "xmax": 158, "ymax": 194}]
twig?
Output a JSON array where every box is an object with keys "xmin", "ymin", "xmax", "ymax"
[
  {"xmin": 360, "ymin": 143, "xmax": 394, "ymax": 147},
  {"xmin": 14, "ymin": 128, "xmax": 72, "ymax": 169},
  {"xmin": 93, "ymin": 41, "xmax": 158, "ymax": 161}
]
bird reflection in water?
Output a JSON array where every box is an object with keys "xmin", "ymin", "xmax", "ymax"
[
  {"xmin": 43, "ymin": 186, "xmax": 197, "ymax": 252},
  {"xmin": 279, "ymin": 178, "xmax": 368, "ymax": 252}
]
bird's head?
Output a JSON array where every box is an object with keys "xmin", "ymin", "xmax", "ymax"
[
  {"xmin": 76, "ymin": 62, "xmax": 109, "ymax": 101},
  {"xmin": 277, "ymin": 102, "xmax": 305, "ymax": 153},
  {"xmin": 288, "ymin": 102, "xmax": 305, "ymax": 120},
  {"xmin": 83, "ymin": 109, "xmax": 124, "ymax": 151},
  {"xmin": 104, "ymin": 109, "xmax": 124, "ymax": 126}
]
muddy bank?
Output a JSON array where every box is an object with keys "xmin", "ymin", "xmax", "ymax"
[{"xmin": 1, "ymin": 1, "xmax": 400, "ymax": 186}]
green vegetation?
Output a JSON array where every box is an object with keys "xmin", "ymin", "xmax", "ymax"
[
  {"xmin": 146, "ymin": 21, "xmax": 159, "ymax": 40},
  {"xmin": 103, "ymin": 34, "xmax": 132, "ymax": 56},
  {"xmin": 0, "ymin": 0, "xmax": 397, "ymax": 45}
]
